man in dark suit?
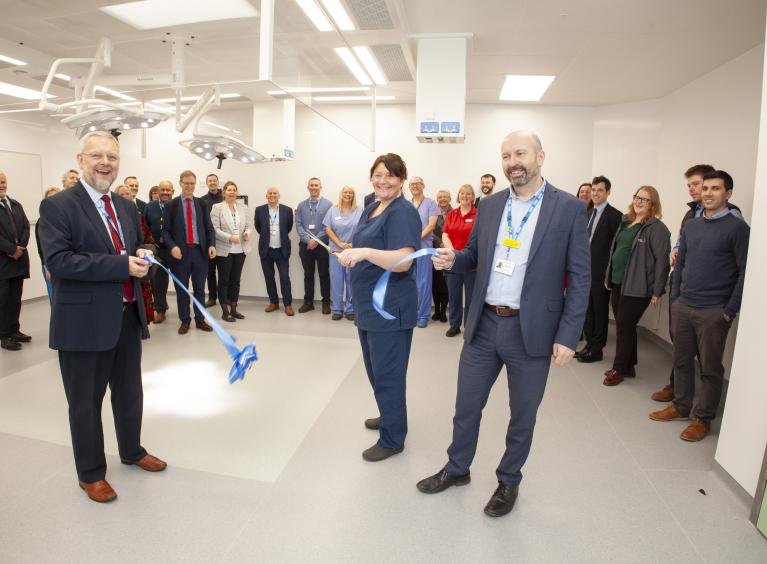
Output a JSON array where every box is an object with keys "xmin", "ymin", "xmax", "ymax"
[
  {"xmin": 124, "ymin": 176, "xmax": 147, "ymax": 215},
  {"xmin": 417, "ymin": 131, "xmax": 590, "ymax": 517},
  {"xmin": 254, "ymin": 187, "xmax": 294, "ymax": 315},
  {"xmin": 576, "ymin": 175, "xmax": 622, "ymax": 363},
  {"xmin": 39, "ymin": 131, "xmax": 166, "ymax": 503},
  {"xmin": 162, "ymin": 170, "xmax": 216, "ymax": 334},
  {"xmin": 201, "ymin": 173, "xmax": 223, "ymax": 307},
  {"xmin": 0, "ymin": 171, "xmax": 31, "ymax": 351},
  {"xmin": 143, "ymin": 180, "xmax": 174, "ymax": 323}
]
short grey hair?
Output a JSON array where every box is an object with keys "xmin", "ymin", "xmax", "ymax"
[
  {"xmin": 78, "ymin": 131, "xmax": 119, "ymax": 154},
  {"xmin": 62, "ymin": 169, "xmax": 78, "ymax": 182}
]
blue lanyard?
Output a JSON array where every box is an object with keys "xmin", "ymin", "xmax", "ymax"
[
  {"xmin": 96, "ymin": 198, "xmax": 126, "ymax": 250},
  {"xmin": 506, "ymin": 184, "xmax": 546, "ymax": 241},
  {"xmin": 269, "ymin": 208, "xmax": 278, "ymax": 225}
]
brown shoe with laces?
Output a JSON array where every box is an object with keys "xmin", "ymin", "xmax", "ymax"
[
  {"xmin": 79, "ymin": 480, "xmax": 117, "ymax": 503},
  {"xmin": 651, "ymin": 384, "xmax": 674, "ymax": 402},
  {"xmin": 121, "ymin": 453, "xmax": 167, "ymax": 472},
  {"xmin": 649, "ymin": 404, "xmax": 689, "ymax": 422},
  {"xmin": 265, "ymin": 303, "xmax": 279, "ymax": 313},
  {"xmin": 680, "ymin": 419, "xmax": 709, "ymax": 442}
]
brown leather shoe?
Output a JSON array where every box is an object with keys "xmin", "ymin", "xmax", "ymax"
[
  {"xmin": 603, "ymin": 369, "xmax": 624, "ymax": 386},
  {"xmin": 649, "ymin": 404, "xmax": 689, "ymax": 422},
  {"xmin": 285, "ymin": 306, "xmax": 295, "ymax": 316},
  {"xmin": 680, "ymin": 419, "xmax": 709, "ymax": 442},
  {"xmin": 121, "ymin": 453, "xmax": 167, "ymax": 472},
  {"xmin": 322, "ymin": 302, "xmax": 331, "ymax": 315},
  {"xmin": 154, "ymin": 311, "xmax": 166, "ymax": 323},
  {"xmin": 178, "ymin": 322, "xmax": 190, "ymax": 335},
  {"xmin": 651, "ymin": 384, "xmax": 674, "ymax": 402},
  {"xmin": 79, "ymin": 479, "xmax": 117, "ymax": 503},
  {"xmin": 265, "ymin": 303, "xmax": 279, "ymax": 313},
  {"xmin": 195, "ymin": 320, "xmax": 213, "ymax": 332}
]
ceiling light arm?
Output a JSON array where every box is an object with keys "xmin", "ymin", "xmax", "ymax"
[{"xmin": 176, "ymin": 85, "xmax": 220, "ymax": 133}]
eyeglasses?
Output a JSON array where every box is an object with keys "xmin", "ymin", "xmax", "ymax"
[
  {"xmin": 633, "ymin": 195, "xmax": 651, "ymax": 204},
  {"xmin": 180, "ymin": 181, "xmax": 196, "ymax": 187},
  {"xmin": 83, "ymin": 152, "xmax": 118, "ymax": 163}
]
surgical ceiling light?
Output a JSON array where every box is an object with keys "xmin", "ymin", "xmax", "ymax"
[
  {"xmin": 499, "ymin": 75, "xmax": 555, "ymax": 102},
  {"xmin": 0, "ymin": 81, "xmax": 56, "ymax": 101},
  {"xmin": 313, "ymin": 95, "xmax": 395, "ymax": 102},
  {"xmin": 179, "ymin": 134, "xmax": 266, "ymax": 169},
  {"xmin": 60, "ymin": 107, "xmax": 171, "ymax": 138},
  {"xmin": 100, "ymin": 0, "xmax": 258, "ymax": 30},
  {"xmin": 0, "ymin": 54, "xmax": 27, "ymax": 66}
]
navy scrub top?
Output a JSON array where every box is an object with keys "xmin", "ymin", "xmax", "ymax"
[{"xmin": 351, "ymin": 195, "xmax": 422, "ymax": 332}]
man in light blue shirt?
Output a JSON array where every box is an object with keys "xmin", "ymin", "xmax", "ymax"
[{"xmin": 295, "ymin": 177, "xmax": 333, "ymax": 314}]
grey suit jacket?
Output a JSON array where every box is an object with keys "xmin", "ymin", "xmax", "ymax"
[
  {"xmin": 210, "ymin": 201, "xmax": 252, "ymax": 257},
  {"xmin": 451, "ymin": 183, "xmax": 591, "ymax": 356}
]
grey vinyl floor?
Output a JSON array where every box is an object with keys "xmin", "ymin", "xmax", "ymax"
[{"xmin": 0, "ymin": 298, "xmax": 765, "ymax": 564}]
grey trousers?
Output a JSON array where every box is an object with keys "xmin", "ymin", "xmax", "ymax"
[{"xmin": 671, "ymin": 301, "xmax": 732, "ymax": 423}]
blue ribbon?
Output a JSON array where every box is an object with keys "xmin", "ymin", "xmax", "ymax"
[
  {"xmin": 372, "ymin": 247, "xmax": 441, "ymax": 320},
  {"xmin": 144, "ymin": 254, "xmax": 257, "ymax": 383}
]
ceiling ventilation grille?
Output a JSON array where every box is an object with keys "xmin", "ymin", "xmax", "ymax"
[
  {"xmin": 370, "ymin": 44, "xmax": 411, "ymax": 82},
  {"xmin": 346, "ymin": 0, "xmax": 394, "ymax": 30}
]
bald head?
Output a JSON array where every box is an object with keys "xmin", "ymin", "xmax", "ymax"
[
  {"xmin": 266, "ymin": 186, "xmax": 280, "ymax": 206},
  {"xmin": 501, "ymin": 130, "xmax": 543, "ymax": 152},
  {"xmin": 501, "ymin": 130, "xmax": 545, "ymax": 193},
  {"xmin": 157, "ymin": 180, "xmax": 174, "ymax": 202}
]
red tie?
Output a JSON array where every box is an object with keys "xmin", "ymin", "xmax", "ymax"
[
  {"xmin": 101, "ymin": 195, "xmax": 135, "ymax": 302},
  {"xmin": 186, "ymin": 198, "xmax": 195, "ymax": 244}
]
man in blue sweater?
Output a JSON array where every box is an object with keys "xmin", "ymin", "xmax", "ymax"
[{"xmin": 649, "ymin": 170, "xmax": 750, "ymax": 441}]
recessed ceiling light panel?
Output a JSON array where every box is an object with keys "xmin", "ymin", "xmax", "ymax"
[
  {"xmin": 100, "ymin": 0, "xmax": 258, "ymax": 30},
  {"xmin": 499, "ymin": 75, "xmax": 555, "ymax": 102}
]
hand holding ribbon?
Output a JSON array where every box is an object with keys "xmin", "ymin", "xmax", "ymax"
[{"xmin": 143, "ymin": 254, "xmax": 257, "ymax": 383}]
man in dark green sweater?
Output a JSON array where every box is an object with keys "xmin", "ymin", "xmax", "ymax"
[{"xmin": 649, "ymin": 170, "xmax": 750, "ymax": 441}]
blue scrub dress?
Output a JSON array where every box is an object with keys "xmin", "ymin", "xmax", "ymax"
[{"xmin": 351, "ymin": 195, "xmax": 422, "ymax": 449}]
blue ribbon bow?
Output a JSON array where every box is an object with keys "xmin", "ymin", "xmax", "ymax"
[
  {"xmin": 372, "ymin": 247, "xmax": 441, "ymax": 320},
  {"xmin": 144, "ymin": 254, "xmax": 257, "ymax": 383}
]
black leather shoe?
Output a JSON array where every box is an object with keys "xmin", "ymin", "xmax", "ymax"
[
  {"xmin": 364, "ymin": 417, "xmax": 380, "ymax": 430},
  {"xmin": 345, "ymin": 313, "xmax": 355, "ymax": 321},
  {"xmin": 195, "ymin": 320, "xmax": 213, "ymax": 332},
  {"xmin": 298, "ymin": 302, "xmax": 314, "ymax": 313},
  {"xmin": 362, "ymin": 443, "xmax": 403, "ymax": 462},
  {"xmin": 574, "ymin": 346, "xmax": 591, "ymax": 359},
  {"xmin": 439, "ymin": 312, "xmax": 447, "ymax": 323},
  {"xmin": 431, "ymin": 312, "xmax": 440, "ymax": 321},
  {"xmin": 484, "ymin": 482, "xmax": 519, "ymax": 517},
  {"xmin": 332, "ymin": 313, "xmax": 342, "ymax": 320},
  {"xmin": 205, "ymin": 298, "xmax": 216, "ymax": 308},
  {"xmin": 9, "ymin": 331, "xmax": 31, "ymax": 343},
  {"xmin": 416, "ymin": 468, "xmax": 471, "ymax": 494},
  {"xmin": 577, "ymin": 350, "xmax": 603, "ymax": 363},
  {"xmin": 1, "ymin": 338, "xmax": 21, "ymax": 351},
  {"xmin": 178, "ymin": 322, "xmax": 190, "ymax": 335},
  {"xmin": 445, "ymin": 326, "xmax": 461, "ymax": 337}
]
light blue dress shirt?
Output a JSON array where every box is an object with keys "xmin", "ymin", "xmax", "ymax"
[
  {"xmin": 485, "ymin": 181, "xmax": 547, "ymax": 309},
  {"xmin": 588, "ymin": 200, "xmax": 608, "ymax": 242},
  {"xmin": 296, "ymin": 197, "xmax": 332, "ymax": 243}
]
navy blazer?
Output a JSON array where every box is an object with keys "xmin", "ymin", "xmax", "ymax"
[
  {"xmin": 452, "ymin": 183, "xmax": 591, "ymax": 356},
  {"xmin": 254, "ymin": 203, "xmax": 293, "ymax": 259},
  {"xmin": 143, "ymin": 199, "xmax": 166, "ymax": 243},
  {"xmin": 38, "ymin": 182, "xmax": 152, "ymax": 351},
  {"xmin": 0, "ymin": 196, "xmax": 30, "ymax": 280},
  {"xmin": 161, "ymin": 195, "xmax": 216, "ymax": 251},
  {"xmin": 589, "ymin": 202, "xmax": 623, "ymax": 283}
]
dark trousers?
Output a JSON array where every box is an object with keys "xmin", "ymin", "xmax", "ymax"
[
  {"xmin": 671, "ymin": 301, "xmax": 732, "ymax": 423},
  {"xmin": 59, "ymin": 304, "xmax": 147, "ymax": 483},
  {"xmin": 170, "ymin": 245, "xmax": 208, "ymax": 323},
  {"xmin": 610, "ymin": 285, "xmax": 651, "ymax": 373},
  {"xmin": 299, "ymin": 243, "xmax": 330, "ymax": 303},
  {"xmin": 216, "ymin": 252, "xmax": 246, "ymax": 304},
  {"xmin": 431, "ymin": 267, "xmax": 448, "ymax": 315},
  {"xmin": 358, "ymin": 328, "xmax": 413, "ymax": 449},
  {"xmin": 261, "ymin": 248, "xmax": 292, "ymax": 306},
  {"xmin": 445, "ymin": 311, "xmax": 551, "ymax": 485},
  {"xmin": 206, "ymin": 253, "xmax": 217, "ymax": 300},
  {"xmin": 583, "ymin": 281, "xmax": 611, "ymax": 353},
  {"xmin": 445, "ymin": 271, "xmax": 476, "ymax": 329},
  {"xmin": 151, "ymin": 246, "xmax": 170, "ymax": 313},
  {"xmin": 0, "ymin": 276, "xmax": 23, "ymax": 338}
]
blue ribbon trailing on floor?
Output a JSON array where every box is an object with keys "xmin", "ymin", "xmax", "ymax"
[
  {"xmin": 144, "ymin": 254, "xmax": 257, "ymax": 383},
  {"xmin": 372, "ymin": 247, "xmax": 441, "ymax": 320}
]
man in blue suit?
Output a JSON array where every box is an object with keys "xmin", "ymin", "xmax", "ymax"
[
  {"xmin": 39, "ymin": 131, "xmax": 166, "ymax": 503},
  {"xmin": 254, "ymin": 187, "xmax": 295, "ymax": 315},
  {"xmin": 162, "ymin": 170, "xmax": 217, "ymax": 335},
  {"xmin": 417, "ymin": 131, "xmax": 590, "ymax": 517}
]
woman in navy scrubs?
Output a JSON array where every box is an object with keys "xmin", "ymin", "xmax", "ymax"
[{"xmin": 337, "ymin": 153, "xmax": 422, "ymax": 462}]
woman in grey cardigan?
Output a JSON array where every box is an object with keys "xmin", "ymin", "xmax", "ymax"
[
  {"xmin": 603, "ymin": 185, "xmax": 670, "ymax": 386},
  {"xmin": 210, "ymin": 181, "xmax": 252, "ymax": 322}
]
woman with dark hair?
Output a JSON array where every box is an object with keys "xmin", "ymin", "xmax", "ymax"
[
  {"xmin": 148, "ymin": 185, "xmax": 160, "ymax": 202},
  {"xmin": 576, "ymin": 182, "xmax": 594, "ymax": 214},
  {"xmin": 337, "ymin": 153, "xmax": 422, "ymax": 462},
  {"xmin": 603, "ymin": 185, "xmax": 671, "ymax": 386}
]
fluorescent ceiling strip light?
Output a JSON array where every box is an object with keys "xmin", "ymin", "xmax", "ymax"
[
  {"xmin": 499, "ymin": 75, "xmax": 555, "ymax": 102},
  {"xmin": 203, "ymin": 121, "xmax": 241, "ymax": 134},
  {"xmin": 100, "ymin": 0, "xmax": 258, "ymax": 30},
  {"xmin": 314, "ymin": 95, "xmax": 395, "ymax": 102},
  {"xmin": 0, "ymin": 81, "xmax": 56, "ymax": 101},
  {"xmin": 151, "ymin": 93, "xmax": 241, "ymax": 104},
  {"xmin": 320, "ymin": 0, "xmax": 355, "ymax": 30},
  {"xmin": 296, "ymin": 0, "xmax": 333, "ymax": 31},
  {"xmin": 0, "ymin": 54, "xmax": 27, "ymax": 66},
  {"xmin": 266, "ymin": 86, "xmax": 369, "ymax": 95},
  {"xmin": 335, "ymin": 48, "xmax": 372, "ymax": 86},
  {"xmin": 352, "ymin": 46, "xmax": 387, "ymax": 85},
  {"xmin": 54, "ymin": 73, "xmax": 71, "ymax": 81},
  {"xmin": 95, "ymin": 85, "xmax": 136, "ymax": 101},
  {"xmin": 0, "ymin": 108, "xmax": 39, "ymax": 114}
]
